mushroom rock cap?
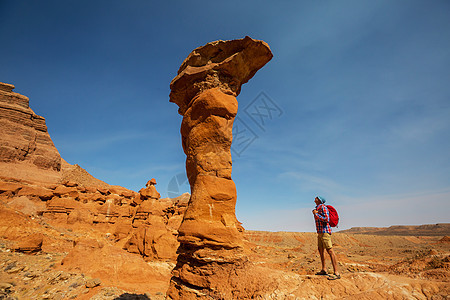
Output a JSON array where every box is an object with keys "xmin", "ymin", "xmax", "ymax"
[
  {"xmin": 169, "ymin": 36, "xmax": 273, "ymax": 115},
  {"xmin": 149, "ymin": 178, "xmax": 157, "ymax": 185}
]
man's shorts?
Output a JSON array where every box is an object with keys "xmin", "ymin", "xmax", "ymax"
[{"xmin": 317, "ymin": 233, "xmax": 333, "ymax": 250}]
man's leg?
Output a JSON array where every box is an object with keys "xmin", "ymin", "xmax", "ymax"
[
  {"xmin": 322, "ymin": 233, "xmax": 340, "ymax": 279},
  {"xmin": 326, "ymin": 248, "xmax": 339, "ymax": 275},
  {"xmin": 317, "ymin": 234, "xmax": 327, "ymax": 273},
  {"xmin": 319, "ymin": 246, "xmax": 326, "ymax": 271}
]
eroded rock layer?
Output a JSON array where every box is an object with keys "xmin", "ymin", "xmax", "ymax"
[
  {"xmin": 167, "ymin": 36, "xmax": 272, "ymax": 299},
  {"xmin": 0, "ymin": 177, "xmax": 188, "ymax": 260},
  {"xmin": 0, "ymin": 82, "xmax": 61, "ymax": 171}
]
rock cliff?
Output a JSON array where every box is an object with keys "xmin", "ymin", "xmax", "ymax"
[{"xmin": 0, "ymin": 82, "xmax": 61, "ymax": 171}]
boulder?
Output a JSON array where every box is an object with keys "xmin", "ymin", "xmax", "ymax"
[
  {"xmin": 14, "ymin": 232, "xmax": 44, "ymax": 253},
  {"xmin": 128, "ymin": 225, "xmax": 179, "ymax": 260},
  {"xmin": 7, "ymin": 196, "xmax": 46, "ymax": 216},
  {"xmin": 17, "ymin": 185, "xmax": 54, "ymax": 200},
  {"xmin": 59, "ymin": 238, "xmax": 171, "ymax": 294},
  {"xmin": 0, "ymin": 181, "xmax": 22, "ymax": 194},
  {"xmin": 52, "ymin": 185, "xmax": 78, "ymax": 197},
  {"xmin": 67, "ymin": 207, "xmax": 94, "ymax": 225},
  {"xmin": 46, "ymin": 196, "xmax": 81, "ymax": 214}
]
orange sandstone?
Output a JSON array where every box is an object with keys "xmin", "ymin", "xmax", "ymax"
[{"xmin": 167, "ymin": 36, "xmax": 272, "ymax": 299}]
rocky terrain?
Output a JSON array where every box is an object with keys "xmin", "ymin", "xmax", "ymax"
[
  {"xmin": 1, "ymin": 37, "xmax": 449, "ymax": 299},
  {"xmin": 1, "ymin": 211, "xmax": 449, "ymax": 299}
]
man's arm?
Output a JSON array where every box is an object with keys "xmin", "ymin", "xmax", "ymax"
[{"xmin": 314, "ymin": 205, "xmax": 329, "ymax": 223}]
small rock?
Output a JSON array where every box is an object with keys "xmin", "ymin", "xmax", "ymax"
[
  {"xmin": 52, "ymin": 292, "xmax": 65, "ymax": 300},
  {"xmin": 85, "ymin": 278, "xmax": 101, "ymax": 288},
  {"xmin": 63, "ymin": 180, "xmax": 78, "ymax": 187},
  {"xmin": 6, "ymin": 266, "xmax": 24, "ymax": 274},
  {"xmin": 60, "ymin": 273, "xmax": 70, "ymax": 281},
  {"xmin": 0, "ymin": 282, "xmax": 13, "ymax": 290},
  {"xmin": 4, "ymin": 262, "xmax": 16, "ymax": 271}
]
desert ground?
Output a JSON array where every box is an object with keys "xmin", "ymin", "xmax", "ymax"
[{"xmin": 0, "ymin": 192, "xmax": 449, "ymax": 299}]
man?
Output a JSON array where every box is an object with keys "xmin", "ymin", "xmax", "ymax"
[{"xmin": 312, "ymin": 196, "xmax": 340, "ymax": 280}]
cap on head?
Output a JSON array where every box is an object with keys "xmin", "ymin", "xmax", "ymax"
[{"xmin": 316, "ymin": 196, "xmax": 326, "ymax": 204}]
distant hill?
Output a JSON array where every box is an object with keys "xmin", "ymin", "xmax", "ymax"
[{"xmin": 338, "ymin": 223, "xmax": 450, "ymax": 236}]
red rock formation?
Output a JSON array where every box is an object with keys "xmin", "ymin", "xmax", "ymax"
[
  {"xmin": 137, "ymin": 178, "xmax": 161, "ymax": 202},
  {"xmin": 59, "ymin": 238, "xmax": 171, "ymax": 293},
  {"xmin": 167, "ymin": 36, "xmax": 272, "ymax": 299},
  {"xmin": 122, "ymin": 181, "xmax": 184, "ymax": 260},
  {"xmin": 2, "ymin": 175, "xmax": 185, "ymax": 260},
  {"xmin": 0, "ymin": 82, "xmax": 61, "ymax": 171},
  {"xmin": 14, "ymin": 233, "xmax": 44, "ymax": 254}
]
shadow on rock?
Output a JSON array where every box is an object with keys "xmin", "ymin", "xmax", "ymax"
[{"xmin": 114, "ymin": 293, "xmax": 151, "ymax": 300}]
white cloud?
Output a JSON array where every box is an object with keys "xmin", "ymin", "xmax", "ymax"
[
  {"xmin": 278, "ymin": 171, "xmax": 346, "ymax": 194},
  {"xmin": 389, "ymin": 109, "xmax": 450, "ymax": 143},
  {"xmin": 56, "ymin": 131, "xmax": 149, "ymax": 154}
]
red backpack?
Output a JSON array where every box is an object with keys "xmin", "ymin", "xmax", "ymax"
[{"xmin": 326, "ymin": 205, "xmax": 339, "ymax": 227}]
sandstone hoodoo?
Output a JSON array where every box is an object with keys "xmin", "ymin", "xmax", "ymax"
[
  {"xmin": 135, "ymin": 178, "xmax": 161, "ymax": 204},
  {"xmin": 167, "ymin": 37, "xmax": 273, "ymax": 299}
]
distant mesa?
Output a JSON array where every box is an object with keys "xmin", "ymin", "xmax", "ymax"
[{"xmin": 339, "ymin": 223, "xmax": 450, "ymax": 236}]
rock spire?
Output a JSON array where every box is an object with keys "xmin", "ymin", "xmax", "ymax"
[{"xmin": 167, "ymin": 36, "xmax": 272, "ymax": 299}]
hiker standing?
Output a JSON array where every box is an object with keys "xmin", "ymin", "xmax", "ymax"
[{"xmin": 312, "ymin": 196, "xmax": 340, "ymax": 280}]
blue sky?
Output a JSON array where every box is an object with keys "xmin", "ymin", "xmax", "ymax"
[{"xmin": 1, "ymin": 0, "xmax": 449, "ymax": 232}]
